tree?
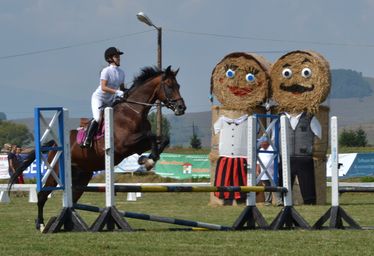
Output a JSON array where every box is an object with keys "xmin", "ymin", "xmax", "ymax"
[
  {"xmin": 0, "ymin": 112, "xmax": 6, "ymax": 121},
  {"xmin": 355, "ymin": 127, "xmax": 368, "ymax": 147},
  {"xmin": 0, "ymin": 121, "xmax": 33, "ymax": 147},
  {"xmin": 148, "ymin": 112, "xmax": 171, "ymax": 141},
  {"xmin": 339, "ymin": 128, "xmax": 368, "ymax": 147},
  {"xmin": 190, "ymin": 122, "xmax": 201, "ymax": 149}
]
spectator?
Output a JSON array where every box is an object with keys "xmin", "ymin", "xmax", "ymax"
[
  {"xmin": 256, "ymin": 136, "xmax": 283, "ymax": 206},
  {"xmin": 7, "ymin": 145, "xmax": 17, "ymax": 178},
  {"xmin": 15, "ymin": 147, "xmax": 25, "ymax": 184}
]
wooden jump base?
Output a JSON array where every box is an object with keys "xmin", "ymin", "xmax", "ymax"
[
  {"xmin": 74, "ymin": 203, "xmax": 233, "ymax": 231},
  {"xmin": 80, "ymin": 185, "xmax": 287, "ymax": 194}
]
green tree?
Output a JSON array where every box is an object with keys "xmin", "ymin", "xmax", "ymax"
[
  {"xmin": 148, "ymin": 112, "xmax": 171, "ymax": 141},
  {"xmin": 190, "ymin": 123, "xmax": 201, "ymax": 149},
  {"xmin": 355, "ymin": 127, "xmax": 368, "ymax": 147},
  {"xmin": 0, "ymin": 121, "xmax": 33, "ymax": 147},
  {"xmin": 0, "ymin": 112, "xmax": 6, "ymax": 121},
  {"xmin": 339, "ymin": 128, "xmax": 368, "ymax": 147}
]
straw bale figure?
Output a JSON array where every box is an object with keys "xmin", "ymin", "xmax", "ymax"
[
  {"xmin": 209, "ymin": 52, "xmax": 271, "ymax": 205},
  {"xmin": 270, "ymin": 50, "xmax": 331, "ymax": 205}
]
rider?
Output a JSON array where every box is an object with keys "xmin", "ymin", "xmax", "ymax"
[{"xmin": 81, "ymin": 47, "xmax": 126, "ymax": 148}]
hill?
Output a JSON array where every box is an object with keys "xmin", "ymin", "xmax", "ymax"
[{"xmin": 10, "ymin": 71, "xmax": 374, "ymax": 148}]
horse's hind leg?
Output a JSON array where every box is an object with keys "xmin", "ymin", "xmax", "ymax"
[{"xmin": 36, "ymin": 178, "xmax": 57, "ymax": 231}]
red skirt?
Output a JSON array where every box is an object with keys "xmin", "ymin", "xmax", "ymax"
[{"xmin": 214, "ymin": 156, "xmax": 247, "ymax": 200}]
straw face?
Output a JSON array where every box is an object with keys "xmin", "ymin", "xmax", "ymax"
[
  {"xmin": 211, "ymin": 52, "xmax": 271, "ymax": 111},
  {"xmin": 270, "ymin": 50, "xmax": 331, "ymax": 114}
]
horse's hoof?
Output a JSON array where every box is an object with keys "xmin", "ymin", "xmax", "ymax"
[
  {"xmin": 39, "ymin": 224, "xmax": 45, "ymax": 233},
  {"xmin": 144, "ymin": 158, "xmax": 155, "ymax": 171},
  {"xmin": 138, "ymin": 155, "xmax": 147, "ymax": 165},
  {"xmin": 35, "ymin": 219, "xmax": 44, "ymax": 231}
]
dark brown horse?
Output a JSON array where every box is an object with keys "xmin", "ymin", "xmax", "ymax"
[{"xmin": 8, "ymin": 65, "xmax": 186, "ymax": 230}]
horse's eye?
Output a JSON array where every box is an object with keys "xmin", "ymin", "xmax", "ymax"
[
  {"xmin": 301, "ymin": 67, "xmax": 312, "ymax": 78},
  {"xmin": 282, "ymin": 68, "xmax": 293, "ymax": 79},
  {"xmin": 226, "ymin": 69, "xmax": 235, "ymax": 78},
  {"xmin": 245, "ymin": 73, "xmax": 256, "ymax": 83}
]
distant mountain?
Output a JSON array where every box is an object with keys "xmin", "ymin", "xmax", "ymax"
[
  {"xmin": 10, "ymin": 70, "xmax": 374, "ymax": 147},
  {"xmin": 330, "ymin": 69, "xmax": 373, "ymax": 98}
]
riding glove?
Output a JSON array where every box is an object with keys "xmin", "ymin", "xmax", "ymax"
[{"xmin": 115, "ymin": 90, "xmax": 124, "ymax": 97}]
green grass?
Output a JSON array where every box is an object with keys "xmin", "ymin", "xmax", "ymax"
[{"xmin": 0, "ymin": 190, "xmax": 374, "ymax": 256}]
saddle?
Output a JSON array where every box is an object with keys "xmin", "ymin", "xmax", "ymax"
[{"xmin": 76, "ymin": 114, "xmax": 105, "ymax": 145}]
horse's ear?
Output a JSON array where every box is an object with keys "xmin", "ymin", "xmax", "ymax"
[
  {"xmin": 174, "ymin": 68, "xmax": 180, "ymax": 76},
  {"xmin": 165, "ymin": 65, "xmax": 172, "ymax": 75}
]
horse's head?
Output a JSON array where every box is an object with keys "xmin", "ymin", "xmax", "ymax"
[{"xmin": 158, "ymin": 66, "xmax": 186, "ymax": 116}]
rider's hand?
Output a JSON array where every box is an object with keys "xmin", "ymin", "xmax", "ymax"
[{"xmin": 115, "ymin": 90, "xmax": 124, "ymax": 98}]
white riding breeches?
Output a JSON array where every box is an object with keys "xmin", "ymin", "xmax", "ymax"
[{"xmin": 91, "ymin": 93, "xmax": 104, "ymax": 122}]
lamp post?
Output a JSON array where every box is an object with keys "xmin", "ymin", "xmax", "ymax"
[{"xmin": 137, "ymin": 12, "xmax": 162, "ymax": 139}]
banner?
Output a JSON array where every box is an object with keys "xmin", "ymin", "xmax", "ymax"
[
  {"xmin": 0, "ymin": 154, "xmax": 10, "ymax": 179},
  {"xmin": 326, "ymin": 153, "xmax": 374, "ymax": 177},
  {"xmin": 345, "ymin": 153, "xmax": 374, "ymax": 177},
  {"xmin": 154, "ymin": 153, "xmax": 210, "ymax": 179}
]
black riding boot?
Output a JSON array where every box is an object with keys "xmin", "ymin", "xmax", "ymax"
[{"xmin": 81, "ymin": 119, "xmax": 98, "ymax": 148}]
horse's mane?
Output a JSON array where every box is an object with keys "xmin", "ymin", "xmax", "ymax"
[
  {"xmin": 131, "ymin": 66, "xmax": 163, "ymax": 88},
  {"xmin": 112, "ymin": 66, "xmax": 163, "ymax": 107}
]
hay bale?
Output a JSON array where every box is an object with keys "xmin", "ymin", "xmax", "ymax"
[
  {"xmin": 211, "ymin": 52, "xmax": 271, "ymax": 110},
  {"xmin": 270, "ymin": 50, "xmax": 331, "ymax": 114},
  {"xmin": 313, "ymin": 105, "xmax": 330, "ymax": 205}
]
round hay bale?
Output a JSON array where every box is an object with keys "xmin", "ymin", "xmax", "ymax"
[
  {"xmin": 211, "ymin": 52, "xmax": 271, "ymax": 110},
  {"xmin": 270, "ymin": 50, "xmax": 331, "ymax": 114}
]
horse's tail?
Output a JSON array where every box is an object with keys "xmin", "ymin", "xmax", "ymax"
[{"xmin": 7, "ymin": 140, "xmax": 55, "ymax": 195}]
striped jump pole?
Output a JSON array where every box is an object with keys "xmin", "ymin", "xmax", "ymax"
[
  {"xmin": 313, "ymin": 116, "xmax": 361, "ymax": 229},
  {"xmin": 339, "ymin": 187, "xmax": 374, "ymax": 194},
  {"xmin": 74, "ymin": 203, "xmax": 233, "ymax": 231},
  {"xmin": 82, "ymin": 185, "xmax": 287, "ymax": 194}
]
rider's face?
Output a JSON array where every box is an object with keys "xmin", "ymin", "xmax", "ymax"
[{"xmin": 112, "ymin": 54, "xmax": 121, "ymax": 66}]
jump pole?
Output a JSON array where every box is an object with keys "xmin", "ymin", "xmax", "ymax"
[
  {"xmin": 90, "ymin": 107, "xmax": 132, "ymax": 232},
  {"xmin": 82, "ymin": 185, "xmax": 287, "ymax": 193},
  {"xmin": 269, "ymin": 115, "xmax": 310, "ymax": 230},
  {"xmin": 74, "ymin": 203, "xmax": 233, "ymax": 231},
  {"xmin": 35, "ymin": 107, "xmax": 88, "ymax": 233},
  {"xmin": 313, "ymin": 116, "xmax": 361, "ymax": 229}
]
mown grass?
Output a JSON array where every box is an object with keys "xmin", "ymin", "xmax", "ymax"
[{"xmin": 0, "ymin": 189, "xmax": 374, "ymax": 256}]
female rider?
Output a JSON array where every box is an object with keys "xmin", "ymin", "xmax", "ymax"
[{"xmin": 81, "ymin": 47, "xmax": 126, "ymax": 148}]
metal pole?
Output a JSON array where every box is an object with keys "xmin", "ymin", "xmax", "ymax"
[
  {"xmin": 246, "ymin": 115, "xmax": 257, "ymax": 206},
  {"xmin": 105, "ymin": 107, "xmax": 114, "ymax": 207},
  {"xmin": 156, "ymin": 27, "xmax": 162, "ymax": 139},
  {"xmin": 330, "ymin": 116, "xmax": 339, "ymax": 207},
  {"xmin": 280, "ymin": 116, "xmax": 293, "ymax": 206}
]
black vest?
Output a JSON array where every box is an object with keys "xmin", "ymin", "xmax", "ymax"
[{"xmin": 286, "ymin": 113, "xmax": 314, "ymax": 157}]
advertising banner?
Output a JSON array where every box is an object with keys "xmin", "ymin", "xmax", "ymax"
[
  {"xmin": 154, "ymin": 153, "xmax": 210, "ymax": 179},
  {"xmin": 0, "ymin": 154, "xmax": 10, "ymax": 179}
]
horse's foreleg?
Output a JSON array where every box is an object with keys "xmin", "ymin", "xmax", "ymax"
[
  {"xmin": 149, "ymin": 135, "xmax": 169, "ymax": 161},
  {"xmin": 157, "ymin": 136, "xmax": 170, "ymax": 155}
]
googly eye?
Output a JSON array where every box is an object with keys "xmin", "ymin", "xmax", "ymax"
[
  {"xmin": 282, "ymin": 68, "xmax": 293, "ymax": 79},
  {"xmin": 246, "ymin": 73, "xmax": 256, "ymax": 82},
  {"xmin": 301, "ymin": 67, "xmax": 312, "ymax": 78},
  {"xmin": 225, "ymin": 69, "xmax": 235, "ymax": 78}
]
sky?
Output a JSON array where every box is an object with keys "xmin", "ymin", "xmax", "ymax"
[{"xmin": 1, "ymin": 0, "xmax": 374, "ymax": 120}]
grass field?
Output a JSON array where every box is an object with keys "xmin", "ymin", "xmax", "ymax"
[{"xmin": 1, "ymin": 189, "xmax": 374, "ymax": 256}]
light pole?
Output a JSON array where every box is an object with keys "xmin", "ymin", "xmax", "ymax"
[{"xmin": 137, "ymin": 12, "xmax": 162, "ymax": 139}]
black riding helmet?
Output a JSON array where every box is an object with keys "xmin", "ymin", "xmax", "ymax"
[{"xmin": 105, "ymin": 47, "xmax": 124, "ymax": 63}]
